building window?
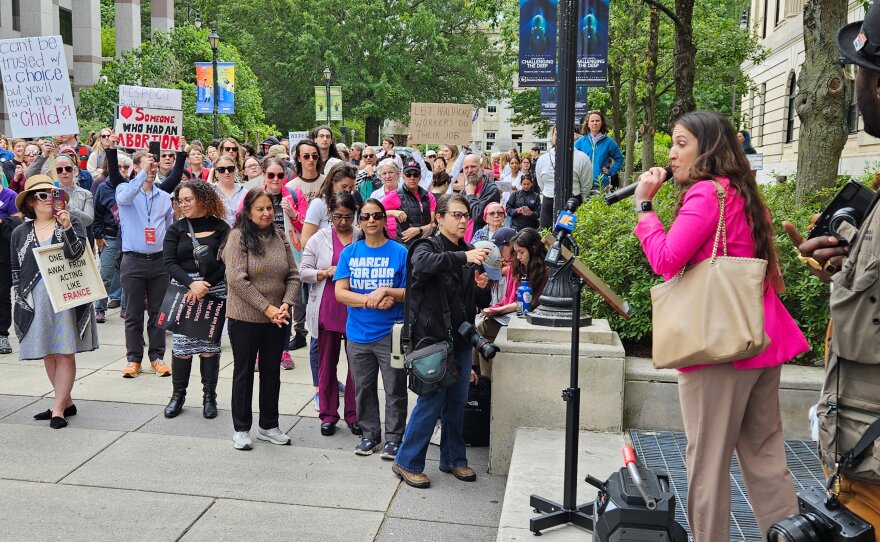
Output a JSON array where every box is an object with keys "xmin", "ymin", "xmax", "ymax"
[
  {"xmin": 59, "ymin": 8, "xmax": 73, "ymax": 46},
  {"xmin": 774, "ymin": 0, "xmax": 782, "ymax": 27},
  {"xmin": 762, "ymin": 0, "xmax": 769, "ymax": 37},
  {"xmin": 785, "ymin": 73, "xmax": 797, "ymax": 143},
  {"xmin": 537, "ymin": 142, "xmax": 548, "ymax": 152},
  {"xmin": 512, "ymin": 133, "xmax": 523, "ymax": 140},
  {"xmin": 485, "ymin": 132, "xmax": 496, "ymax": 140},
  {"xmin": 12, "ymin": 0, "xmax": 21, "ymax": 31},
  {"xmin": 757, "ymin": 83, "xmax": 766, "ymax": 146},
  {"xmin": 487, "ymin": 102, "xmax": 497, "ymax": 114},
  {"xmin": 485, "ymin": 142, "xmax": 494, "ymax": 150}
]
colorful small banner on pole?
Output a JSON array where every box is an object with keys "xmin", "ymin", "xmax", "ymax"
[
  {"xmin": 195, "ymin": 62, "xmax": 235, "ymax": 114},
  {"xmin": 315, "ymin": 86, "xmax": 343, "ymax": 121}
]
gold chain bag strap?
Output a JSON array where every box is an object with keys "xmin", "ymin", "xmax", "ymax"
[{"xmin": 650, "ymin": 181, "xmax": 770, "ymax": 370}]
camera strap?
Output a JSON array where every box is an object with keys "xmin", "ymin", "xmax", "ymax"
[{"xmin": 403, "ymin": 238, "xmax": 453, "ymax": 354}]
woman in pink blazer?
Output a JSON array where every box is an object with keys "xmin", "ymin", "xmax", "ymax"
[{"xmin": 633, "ymin": 111, "xmax": 809, "ymax": 542}]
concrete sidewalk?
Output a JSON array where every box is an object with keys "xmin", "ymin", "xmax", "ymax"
[{"xmin": 0, "ymin": 308, "xmax": 506, "ymax": 541}]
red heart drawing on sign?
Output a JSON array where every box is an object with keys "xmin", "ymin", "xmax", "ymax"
[{"xmin": 120, "ymin": 106, "xmax": 133, "ymax": 119}]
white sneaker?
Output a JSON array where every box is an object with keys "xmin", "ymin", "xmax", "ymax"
[
  {"xmin": 233, "ymin": 431, "xmax": 253, "ymax": 450},
  {"xmin": 257, "ymin": 427, "xmax": 291, "ymax": 445}
]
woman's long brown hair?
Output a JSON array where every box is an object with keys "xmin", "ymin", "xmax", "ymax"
[{"xmin": 674, "ymin": 110, "xmax": 781, "ymax": 290}]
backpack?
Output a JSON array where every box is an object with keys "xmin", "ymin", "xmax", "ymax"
[{"xmin": 463, "ymin": 375, "xmax": 491, "ymax": 447}]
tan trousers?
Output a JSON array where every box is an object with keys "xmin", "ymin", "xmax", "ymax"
[{"xmin": 678, "ymin": 363, "xmax": 798, "ymax": 541}]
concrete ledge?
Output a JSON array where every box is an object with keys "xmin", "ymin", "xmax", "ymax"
[{"xmin": 507, "ymin": 316, "xmax": 615, "ymax": 346}]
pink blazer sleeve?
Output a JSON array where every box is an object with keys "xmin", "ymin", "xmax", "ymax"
[{"xmin": 634, "ymin": 181, "xmax": 720, "ymax": 279}]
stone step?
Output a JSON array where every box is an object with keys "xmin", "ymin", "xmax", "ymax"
[{"xmin": 505, "ymin": 315, "xmax": 615, "ymax": 346}]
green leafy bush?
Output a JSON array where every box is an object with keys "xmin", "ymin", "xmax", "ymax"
[{"xmin": 570, "ymin": 176, "xmax": 868, "ymax": 362}]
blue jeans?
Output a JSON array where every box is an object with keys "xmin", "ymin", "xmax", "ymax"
[
  {"xmin": 395, "ymin": 348, "xmax": 471, "ymax": 474},
  {"xmin": 95, "ymin": 236, "xmax": 123, "ymax": 311},
  {"xmin": 310, "ymin": 336, "xmax": 319, "ymax": 387}
]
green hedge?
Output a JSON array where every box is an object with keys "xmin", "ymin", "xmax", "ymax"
[{"xmin": 570, "ymin": 178, "xmax": 871, "ymax": 362}]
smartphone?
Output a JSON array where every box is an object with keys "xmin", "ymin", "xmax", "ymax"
[
  {"xmin": 148, "ymin": 141, "xmax": 161, "ymax": 162},
  {"xmin": 50, "ymin": 188, "xmax": 66, "ymax": 215}
]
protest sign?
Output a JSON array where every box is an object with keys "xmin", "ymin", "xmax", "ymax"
[
  {"xmin": 288, "ymin": 131, "xmax": 308, "ymax": 147},
  {"xmin": 409, "ymin": 103, "xmax": 476, "ymax": 146},
  {"xmin": 157, "ymin": 284, "xmax": 226, "ymax": 343},
  {"xmin": 115, "ymin": 106, "xmax": 184, "ymax": 151},
  {"xmin": 34, "ymin": 243, "xmax": 106, "ymax": 313},
  {"xmin": 195, "ymin": 63, "xmax": 235, "ymax": 114},
  {"xmin": 747, "ymin": 153, "xmax": 764, "ymax": 171},
  {"xmin": 0, "ymin": 35, "xmax": 79, "ymax": 138},
  {"xmin": 119, "ymin": 85, "xmax": 182, "ymax": 110}
]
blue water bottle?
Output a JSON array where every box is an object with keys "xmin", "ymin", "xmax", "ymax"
[{"xmin": 516, "ymin": 276, "xmax": 532, "ymax": 316}]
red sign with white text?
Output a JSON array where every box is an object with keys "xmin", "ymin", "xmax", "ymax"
[{"xmin": 114, "ymin": 106, "xmax": 184, "ymax": 150}]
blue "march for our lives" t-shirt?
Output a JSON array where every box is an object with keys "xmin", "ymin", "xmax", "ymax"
[{"xmin": 334, "ymin": 239, "xmax": 408, "ymax": 344}]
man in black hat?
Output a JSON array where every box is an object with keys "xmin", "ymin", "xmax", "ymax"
[
  {"xmin": 381, "ymin": 160, "xmax": 436, "ymax": 245},
  {"xmin": 783, "ymin": 1, "xmax": 880, "ymax": 534},
  {"xmin": 259, "ymin": 136, "xmax": 280, "ymax": 158}
]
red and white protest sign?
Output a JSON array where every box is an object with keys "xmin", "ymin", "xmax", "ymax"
[{"xmin": 115, "ymin": 106, "xmax": 184, "ymax": 150}]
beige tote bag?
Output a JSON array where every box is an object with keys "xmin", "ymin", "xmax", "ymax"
[{"xmin": 650, "ymin": 181, "xmax": 769, "ymax": 369}]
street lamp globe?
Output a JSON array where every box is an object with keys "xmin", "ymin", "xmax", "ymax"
[
  {"xmin": 194, "ymin": 14, "xmax": 202, "ymax": 29},
  {"xmin": 323, "ymin": 67, "xmax": 332, "ymax": 81},
  {"xmin": 209, "ymin": 29, "xmax": 220, "ymax": 51}
]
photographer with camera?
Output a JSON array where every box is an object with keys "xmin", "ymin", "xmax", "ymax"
[
  {"xmin": 392, "ymin": 194, "xmax": 492, "ymax": 489},
  {"xmin": 775, "ymin": 4, "xmax": 880, "ymax": 539}
]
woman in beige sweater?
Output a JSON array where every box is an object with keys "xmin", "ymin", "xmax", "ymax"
[{"xmin": 222, "ymin": 188, "xmax": 301, "ymax": 451}]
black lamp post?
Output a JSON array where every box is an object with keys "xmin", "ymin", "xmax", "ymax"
[
  {"xmin": 209, "ymin": 29, "xmax": 220, "ymax": 139},
  {"xmin": 323, "ymin": 66, "xmax": 332, "ymax": 126}
]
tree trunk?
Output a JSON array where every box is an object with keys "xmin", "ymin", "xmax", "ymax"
[
  {"xmin": 609, "ymin": 65, "xmax": 623, "ymax": 141},
  {"xmin": 668, "ymin": 0, "xmax": 696, "ymax": 123},
  {"xmin": 795, "ymin": 0, "xmax": 852, "ymax": 202},
  {"xmin": 640, "ymin": 6, "xmax": 659, "ymax": 174},
  {"xmin": 365, "ymin": 116, "xmax": 381, "ymax": 146},
  {"xmin": 623, "ymin": 1, "xmax": 642, "ymax": 185}
]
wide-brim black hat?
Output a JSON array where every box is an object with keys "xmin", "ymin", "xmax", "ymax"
[{"xmin": 837, "ymin": 1, "xmax": 880, "ymax": 72}]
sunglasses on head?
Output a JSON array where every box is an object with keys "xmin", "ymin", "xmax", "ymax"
[
  {"xmin": 265, "ymin": 172, "xmax": 284, "ymax": 180},
  {"xmin": 32, "ymin": 191, "xmax": 52, "ymax": 201},
  {"xmin": 215, "ymin": 166, "xmax": 236, "ymax": 174},
  {"xmin": 222, "ymin": 146, "xmax": 238, "ymax": 152},
  {"xmin": 56, "ymin": 166, "xmax": 74, "ymax": 174},
  {"xmin": 300, "ymin": 153, "xmax": 319, "ymax": 161},
  {"xmin": 359, "ymin": 211, "xmax": 386, "ymax": 222}
]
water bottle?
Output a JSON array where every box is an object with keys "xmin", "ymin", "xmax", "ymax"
[{"xmin": 516, "ymin": 276, "xmax": 531, "ymax": 316}]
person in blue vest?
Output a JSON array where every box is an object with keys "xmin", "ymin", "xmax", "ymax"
[{"xmin": 574, "ymin": 109, "xmax": 624, "ymax": 189}]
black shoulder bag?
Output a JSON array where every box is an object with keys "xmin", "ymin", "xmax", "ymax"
[
  {"xmin": 186, "ymin": 219, "xmax": 219, "ymax": 277},
  {"xmin": 402, "ymin": 238, "xmax": 458, "ymax": 396}
]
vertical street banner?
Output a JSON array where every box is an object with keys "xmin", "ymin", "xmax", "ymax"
[
  {"xmin": 518, "ymin": 0, "xmax": 558, "ymax": 86},
  {"xmin": 0, "ymin": 35, "xmax": 79, "ymax": 138},
  {"xmin": 576, "ymin": 0, "xmax": 610, "ymax": 85},
  {"xmin": 540, "ymin": 86, "xmax": 589, "ymax": 118},
  {"xmin": 315, "ymin": 86, "xmax": 343, "ymax": 121},
  {"xmin": 195, "ymin": 62, "xmax": 235, "ymax": 114},
  {"xmin": 330, "ymin": 86, "xmax": 342, "ymax": 121}
]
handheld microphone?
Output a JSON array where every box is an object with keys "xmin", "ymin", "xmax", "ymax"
[
  {"xmin": 605, "ymin": 167, "xmax": 673, "ymax": 205},
  {"xmin": 546, "ymin": 197, "xmax": 579, "ymax": 265}
]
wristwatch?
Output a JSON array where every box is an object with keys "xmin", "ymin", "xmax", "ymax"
[{"xmin": 635, "ymin": 200, "xmax": 653, "ymax": 213}]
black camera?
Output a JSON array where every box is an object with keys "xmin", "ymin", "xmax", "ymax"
[
  {"xmin": 458, "ymin": 322, "xmax": 499, "ymax": 360},
  {"xmin": 808, "ymin": 180, "xmax": 876, "ymax": 246},
  {"xmin": 767, "ymin": 487, "xmax": 874, "ymax": 541}
]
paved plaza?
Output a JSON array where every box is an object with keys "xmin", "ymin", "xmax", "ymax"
[{"xmin": 0, "ymin": 307, "xmax": 509, "ymax": 541}]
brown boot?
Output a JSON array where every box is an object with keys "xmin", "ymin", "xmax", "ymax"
[
  {"xmin": 392, "ymin": 463, "xmax": 431, "ymax": 489},
  {"xmin": 439, "ymin": 465, "xmax": 477, "ymax": 482}
]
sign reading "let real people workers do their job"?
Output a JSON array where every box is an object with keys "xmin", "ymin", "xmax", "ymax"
[
  {"xmin": 409, "ymin": 103, "xmax": 476, "ymax": 146},
  {"xmin": 0, "ymin": 35, "xmax": 79, "ymax": 138}
]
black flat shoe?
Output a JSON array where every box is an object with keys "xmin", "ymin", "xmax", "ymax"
[
  {"xmin": 320, "ymin": 422, "xmax": 336, "ymax": 436},
  {"xmin": 49, "ymin": 416, "xmax": 67, "ymax": 429},
  {"xmin": 34, "ymin": 404, "xmax": 77, "ymax": 420},
  {"xmin": 347, "ymin": 422, "xmax": 363, "ymax": 436}
]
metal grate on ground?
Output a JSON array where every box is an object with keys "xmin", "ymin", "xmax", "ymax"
[{"xmin": 628, "ymin": 429, "xmax": 826, "ymax": 542}]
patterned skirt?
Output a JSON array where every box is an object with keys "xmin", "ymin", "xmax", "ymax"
[{"xmin": 171, "ymin": 273, "xmax": 227, "ymax": 356}]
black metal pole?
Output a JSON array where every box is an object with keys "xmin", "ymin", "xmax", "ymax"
[
  {"xmin": 554, "ymin": 0, "xmax": 578, "ymax": 220},
  {"xmin": 212, "ymin": 46, "xmax": 219, "ymax": 139}
]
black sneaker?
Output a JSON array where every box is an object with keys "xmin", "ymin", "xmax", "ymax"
[
  {"xmin": 355, "ymin": 437, "xmax": 382, "ymax": 456},
  {"xmin": 380, "ymin": 441, "xmax": 399, "ymax": 460},
  {"xmin": 95, "ymin": 310, "xmax": 106, "ymax": 324},
  {"xmin": 289, "ymin": 331, "xmax": 307, "ymax": 351},
  {"xmin": 0, "ymin": 336, "xmax": 11, "ymax": 354}
]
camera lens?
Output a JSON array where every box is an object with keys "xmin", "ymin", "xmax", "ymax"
[
  {"xmin": 829, "ymin": 206, "xmax": 862, "ymax": 237},
  {"xmin": 766, "ymin": 513, "xmax": 829, "ymax": 542}
]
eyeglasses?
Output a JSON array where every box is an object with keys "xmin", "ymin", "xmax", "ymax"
[
  {"xmin": 25, "ymin": 151, "xmax": 39, "ymax": 157},
  {"xmin": 161, "ymin": 153, "xmax": 175, "ymax": 159},
  {"xmin": 359, "ymin": 212, "xmax": 386, "ymax": 222},
  {"xmin": 32, "ymin": 191, "xmax": 52, "ymax": 201},
  {"xmin": 265, "ymin": 172, "xmax": 284, "ymax": 180},
  {"xmin": 403, "ymin": 171, "xmax": 421, "ymax": 178},
  {"xmin": 215, "ymin": 166, "xmax": 236, "ymax": 174},
  {"xmin": 300, "ymin": 153, "xmax": 319, "ymax": 161},
  {"xmin": 486, "ymin": 211, "xmax": 505, "ymax": 217},
  {"xmin": 56, "ymin": 166, "xmax": 74, "ymax": 174},
  {"xmin": 222, "ymin": 146, "xmax": 238, "ymax": 152},
  {"xmin": 446, "ymin": 211, "xmax": 470, "ymax": 221},
  {"xmin": 100, "ymin": 134, "xmax": 111, "ymax": 139},
  {"xmin": 362, "ymin": 153, "xmax": 376, "ymax": 158},
  {"xmin": 177, "ymin": 197, "xmax": 196, "ymax": 206},
  {"xmin": 332, "ymin": 213, "xmax": 355, "ymax": 222}
]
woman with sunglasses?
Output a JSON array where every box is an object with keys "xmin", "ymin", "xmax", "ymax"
[
  {"xmin": 12, "ymin": 175, "xmax": 99, "ymax": 429},
  {"xmin": 300, "ymin": 192, "xmax": 360, "ymax": 437},
  {"xmin": 392, "ymin": 194, "xmax": 491, "ymax": 488},
  {"xmin": 222, "ymin": 188, "xmax": 300, "ymax": 450},
  {"xmin": 54, "ymin": 154, "xmax": 95, "ymax": 236},
  {"xmin": 86, "ymin": 129, "xmax": 113, "ymax": 182},
  {"xmin": 471, "ymin": 202, "xmax": 506, "ymax": 243},
  {"xmin": 335, "ymin": 198, "xmax": 408, "ymax": 457},
  {"xmin": 162, "ymin": 181, "xmax": 230, "ymax": 419},
  {"xmin": 218, "ymin": 137, "xmax": 244, "ymax": 172},
  {"xmin": 287, "ymin": 140, "xmax": 324, "ymax": 202},
  {"xmin": 211, "ymin": 156, "xmax": 247, "ymax": 227}
]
